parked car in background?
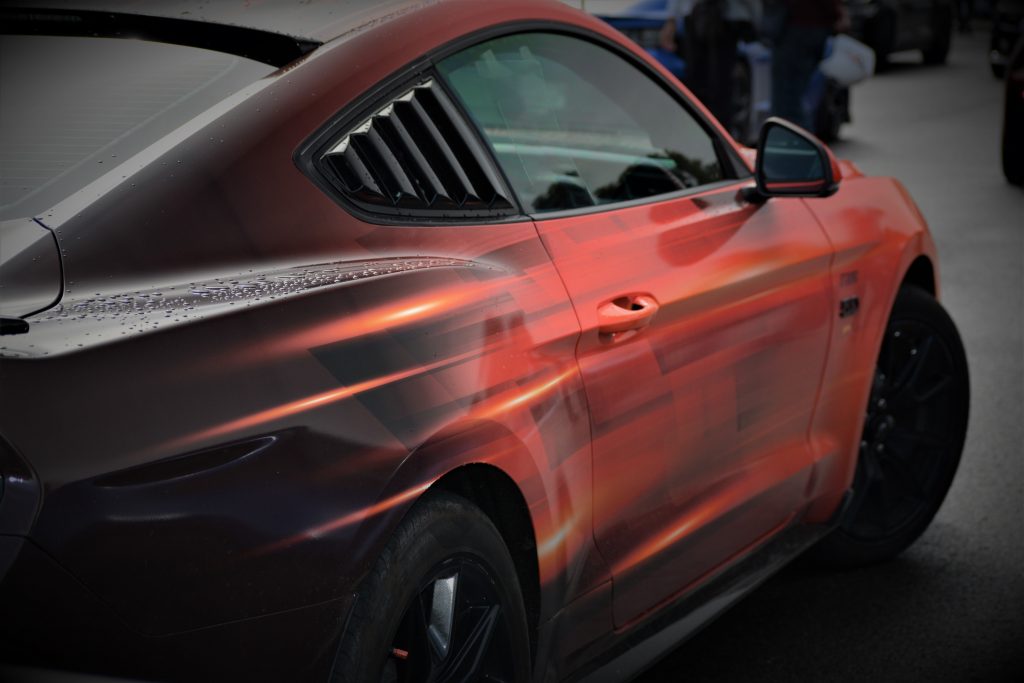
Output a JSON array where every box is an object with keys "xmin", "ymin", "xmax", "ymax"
[
  {"xmin": 845, "ymin": 0, "xmax": 955, "ymax": 68},
  {"xmin": 991, "ymin": 0, "xmax": 1024, "ymax": 77},
  {"xmin": 1, "ymin": 1, "xmax": 970, "ymax": 681},
  {"xmin": 597, "ymin": 0, "xmax": 850, "ymax": 143},
  {"xmin": 1004, "ymin": 35, "xmax": 1024, "ymax": 184}
]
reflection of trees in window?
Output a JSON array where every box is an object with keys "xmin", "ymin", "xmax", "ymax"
[
  {"xmin": 593, "ymin": 162, "xmax": 683, "ymax": 203},
  {"xmin": 591, "ymin": 151, "xmax": 722, "ymax": 204},
  {"xmin": 533, "ymin": 178, "xmax": 594, "ymax": 212},
  {"xmin": 661, "ymin": 151, "xmax": 722, "ymax": 189}
]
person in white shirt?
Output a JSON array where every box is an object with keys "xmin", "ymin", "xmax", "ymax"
[{"xmin": 659, "ymin": 0, "xmax": 761, "ymax": 133}]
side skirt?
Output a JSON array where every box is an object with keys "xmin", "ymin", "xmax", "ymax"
[{"xmin": 567, "ymin": 520, "xmax": 836, "ymax": 683}]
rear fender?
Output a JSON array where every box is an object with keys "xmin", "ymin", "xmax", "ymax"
[{"xmin": 341, "ymin": 417, "xmax": 603, "ymax": 625}]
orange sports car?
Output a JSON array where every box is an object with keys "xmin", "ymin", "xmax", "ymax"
[{"xmin": 0, "ymin": 1, "xmax": 969, "ymax": 681}]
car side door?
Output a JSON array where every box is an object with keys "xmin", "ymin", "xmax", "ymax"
[{"xmin": 436, "ymin": 29, "xmax": 836, "ymax": 627}]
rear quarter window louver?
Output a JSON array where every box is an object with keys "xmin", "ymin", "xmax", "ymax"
[{"xmin": 314, "ymin": 79, "xmax": 517, "ymax": 222}]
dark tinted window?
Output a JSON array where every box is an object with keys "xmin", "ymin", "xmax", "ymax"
[{"xmin": 437, "ymin": 32, "xmax": 724, "ymax": 214}]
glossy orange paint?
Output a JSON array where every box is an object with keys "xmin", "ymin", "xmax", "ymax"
[{"xmin": 535, "ymin": 182, "xmax": 835, "ymax": 625}]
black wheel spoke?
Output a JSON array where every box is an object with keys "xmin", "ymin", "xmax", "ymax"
[
  {"xmin": 862, "ymin": 448, "xmax": 885, "ymax": 488},
  {"xmin": 387, "ymin": 558, "xmax": 514, "ymax": 683},
  {"xmin": 912, "ymin": 370, "xmax": 952, "ymax": 404},
  {"xmin": 881, "ymin": 454, "xmax": 929, "ymax": 505},
  {"xmin": 417, "ymin": 589, "xmax": 445, "ymax": 678},
  {"xmin": 888, "ymin": 426, "xmax": 947, "ymax": 452},
  {"xmin": 888, "ymin": 340, "xmax": 953, "ymax": 412},
  {"xmin": 863, "ymin": 458, "xmax": 903, "ymax": 527},
  {"xmin": 413, "ymin": 591, "xmax": 431, "ymax": 635},
  {"xmin": 892, "ymin": 333, "xmax": 934, "ymax": 394},
  {"xmin": 445, "ymin": 604, "xmax": 501, "ymax": 680}
]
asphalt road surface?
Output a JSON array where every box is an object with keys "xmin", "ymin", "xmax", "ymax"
[{"xmin": 640, "ymin": 28, "xmax": 1024, "ymax": 683}]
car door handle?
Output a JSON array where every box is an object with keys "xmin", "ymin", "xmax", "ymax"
[{"xmin": 597, "ymin": 294, "xmax": 660, "ymax": 335}]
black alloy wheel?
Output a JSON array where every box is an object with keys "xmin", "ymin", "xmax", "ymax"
[
  {"xmin": 384, "ymin": 556, "xmax": 518, "ymax": 682},
  {"xmin": 813, "ymin": 286, "xmax": 969, "ymax": 567},
  {"xmin": 332, "ymin": 492, "xmax": 531, "ymax": 683}
]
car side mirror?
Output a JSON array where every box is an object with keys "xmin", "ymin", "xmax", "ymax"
[{"xmin": 753, "ymin": 117, "xmax": 842, "ymax": 199}]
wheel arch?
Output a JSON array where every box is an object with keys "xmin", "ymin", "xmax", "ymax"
[
  {"xmin": 341, "ymin": 419, "xmax": 552, "ymax": 669},
  {"xmin": 900, "ymin": 254, "xmax": 937, "ymax": 297},
  {"xmin": 431, "ymin": 462, "xmax": 541, "ymax": 664}
]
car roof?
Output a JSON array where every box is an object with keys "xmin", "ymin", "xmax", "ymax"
[
  {"xmin": 6, "ymin": 0, "xmax": 574, "ymax": 44},
  {"xmin": 3, "ymin": 1, "xmax": 592, "ymax": 66}
]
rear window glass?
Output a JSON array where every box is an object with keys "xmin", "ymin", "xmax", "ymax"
[{"xmin": 0, "ymin": 35, "xmax": 274, "ymax": 220}]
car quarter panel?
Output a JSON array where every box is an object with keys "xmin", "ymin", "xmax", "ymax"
[{"xmin": 0, "ymin": 227, "xmax": 596, "ymax": 638}]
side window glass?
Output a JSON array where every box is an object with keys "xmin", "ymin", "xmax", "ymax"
[{"xmin": 437, "ymin": 32, "xmax": 724, "ymax": 214}]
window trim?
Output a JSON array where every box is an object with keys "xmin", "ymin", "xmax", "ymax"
[
  {"xmin": 522, "ymin": 178, "xmax": 747, "ymax": 221},
  {"xmin": 294, "ymin": 19, "xmax": 752, "ymax": 227}
]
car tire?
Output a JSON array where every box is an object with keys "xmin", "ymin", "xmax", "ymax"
[
  {"xmin": 922, "ymin": 5, "xmax": 953, "ymax": 65},
  {"xmin": 331, "ymin": 491, "xmax": 532, "ymax": 683},
  {"xmin": 812, "ymin": 286, "xmax": 969, "ymax": 568}
]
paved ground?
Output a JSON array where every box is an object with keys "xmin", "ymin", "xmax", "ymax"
[{"xmin": 640, "ymin": 29, "xmax": 1024, "ymax": 683}]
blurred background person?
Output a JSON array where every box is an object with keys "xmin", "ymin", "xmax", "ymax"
[
  {"xmin": 660, "ymin": 0, "xmax": 761, "ymax": 132},
  {"xmin": 770, "ymin": 0, "xmax": 846, "ymax": 130},
  {"xmin": 658, "ymin": 0, "xmax": 695, "ymax": 57},
  {"xmin": 957, "ymin": 0, "xmax": 975, "ymax": 33}
]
